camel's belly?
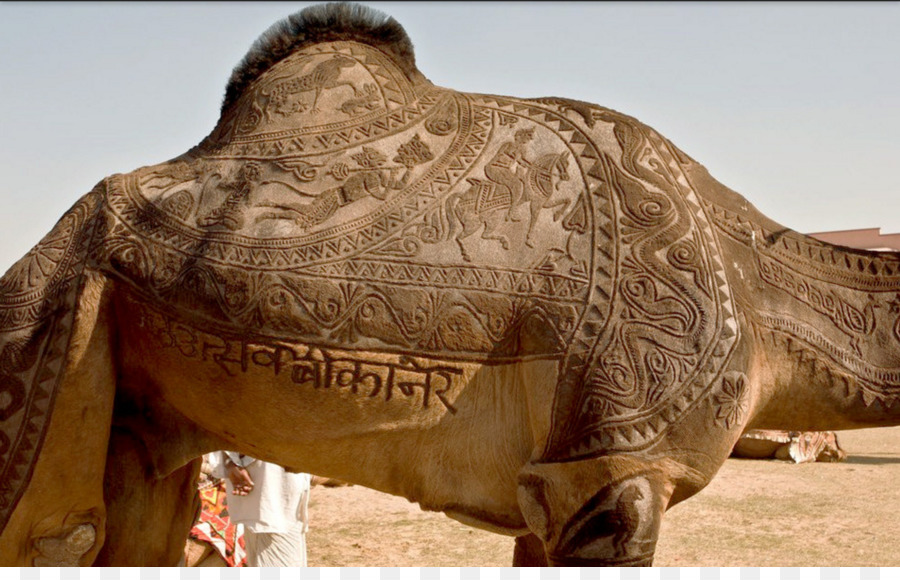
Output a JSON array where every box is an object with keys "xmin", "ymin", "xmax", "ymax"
[
  {"xmin": 118, "ymin": 295, "xmax": 549, "ymax": 524},
  {"xmin": 118, "ymin": 295, "xmax": 557, "ymax": 450}
]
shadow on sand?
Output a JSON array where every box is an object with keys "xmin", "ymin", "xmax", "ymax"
[{"xmin": 844, "ymin": 454, "xmax": 900, "ymax": 465}]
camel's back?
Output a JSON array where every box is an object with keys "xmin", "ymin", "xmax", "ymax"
[{"xmin": 97, "ymin": 5, "xmax": 738, "ymax": 461}]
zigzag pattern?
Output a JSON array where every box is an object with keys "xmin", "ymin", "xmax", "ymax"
[
  {"xmin": 344, "ymin": 43, "xmax": 415, "ymax": 106},
  {"xmin": 545, "ymin": 123, "xmax": 738, "ymax": 460},
  {"xmin": 0, "ymin": 188, "xmax": 103, "ymax": 533},
  {"xmin": 0, "ymin": 279, "xmax": 75, "ymax": 519},
  {"xmin": 648, "ymin": 131, "xmax": 738, "ymax": 340},
  {"xmin": 753, "ymin": 315, "xmax": 900, "ymax": 407},
  {"xmin": 112, "ymin": 94, "xmax": 488, "ymax": 270},
  {"xmin": 220, "ymin": 89, "xmax": 445, "ymax": 158},
  {"xmin": 709, "ymin": 204, "xmax": 900, "ymax": 289},
  {"xmin": 305, "ymin": 260, "xmax": 589, "ymax": 302}
]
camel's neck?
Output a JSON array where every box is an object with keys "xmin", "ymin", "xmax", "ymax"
[{"xmin": 707, "ymin": 192, "xmax": 900, "ymax": 431}]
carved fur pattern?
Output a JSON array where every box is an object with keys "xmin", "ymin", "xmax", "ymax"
[
  {"xmin": 756, "ymin": 253, "xmax": 878, "ymax": 344},
  {"xmin": 710, "ymin": 204, "xmax": 900, "ymax": 290},
  {"xmin": 214, "ymin": 42, "xmax": 426, "ymax": 145},
  {"xmin": 0, "ymin": 187, "xmax": 104, "ymax": 532},
  {"xmin": 222, "ymin": 3, "xmax": 419, "ymax": 115},
  {"xmin": 102, "ymin": 236, "xmax": 579, "ymax": 361},
  {"xmin": 752, "ymin": 315, "xmax": 900, "ymax": 407},
  {"xmin": 711, "ymin": 204, "xmax": 900, "ymax": 400},
  {"xmin": 713, "ymin": 372, "xmax": 750, "ymax": 429},
  {"xmin": 522, "ymin": 470, "xmax": 663, "ymax": 565},
  {"xmin": 96, "ymin": 96, "xmax": 601, "ymax": 361},
  {"xmin": 544, "ymin": 111, "xmax": 737, "ymax": 460}
]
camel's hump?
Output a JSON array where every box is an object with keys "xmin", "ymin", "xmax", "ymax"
[{"xmin": 95, "ymin": 3, "xmax": 738, "ymax": 460}]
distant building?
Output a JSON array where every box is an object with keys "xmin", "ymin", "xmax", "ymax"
[{"xmin": 808, "ymin": 228, "xmax": 900, "ymax": 252}]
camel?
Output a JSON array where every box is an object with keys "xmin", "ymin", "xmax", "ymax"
[
  {"xmin": 731, "ymin": 430, "xmax": 847, "ymax": 463},
  {"xmin": 1, "ymin": 3, "xmax": 899, "ymax": 566}
]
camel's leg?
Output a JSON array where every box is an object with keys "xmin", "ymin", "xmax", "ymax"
[
  {"xmin": 0, "ymin": 272, "xmax": 116, "ymax": 566},
  {"xmin": 517, "ymin": 455, "xmax": 675, "ymax": 566},
  {"xmin": 513, "ymin": 533, "xmax": 549, "ymax": 566},
  {"xmin": 93, "ymin": 426, "xmax": 202, "ymax": 566}
]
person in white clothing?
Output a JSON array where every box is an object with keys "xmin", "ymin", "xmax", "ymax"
[{"xmin": 208, "ymin": 451, "xmax": 311, "ymax": 567}]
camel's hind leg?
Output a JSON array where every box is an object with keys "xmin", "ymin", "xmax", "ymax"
[
  {"xmin": 0, "ymin": 271, "xmax": 116, "ymax": 565},
  {"xmin": 517, "ymin": 455, "xmax": 676, "ymax": 566},
  {"xmin": 93, "ymin": 427, "xmax": 202, "ymax": 566}
]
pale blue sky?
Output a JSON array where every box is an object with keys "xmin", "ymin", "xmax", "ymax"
[{"xmin": 1, "ymin": 2, "xmax": 898, "ymax": 272}]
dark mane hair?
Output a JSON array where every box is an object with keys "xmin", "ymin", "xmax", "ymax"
[{"xmin": 222, "ymin": 2, "xmax": 416, "ymax": 114}]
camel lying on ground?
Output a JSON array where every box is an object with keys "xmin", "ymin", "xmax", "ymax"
[
  {"xmin": 2, "ymin": 3, "xmax": 899, "ymax": 566},
  {"xmin": 731, "ymin": 430, "xmax": 846, "ymax": 463}
]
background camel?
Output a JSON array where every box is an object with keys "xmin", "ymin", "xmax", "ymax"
[
  {"xmin": 1, "ymin": 3, "xmax": 899, "ymax": 566},
  {"xmin": 731, "ymin": 430, "xmax": 846, "ymax": 463}
]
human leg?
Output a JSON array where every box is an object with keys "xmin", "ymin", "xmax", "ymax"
[{"xmin": 244, "ymin": 522, "xmax": 306, "ymax": 567}]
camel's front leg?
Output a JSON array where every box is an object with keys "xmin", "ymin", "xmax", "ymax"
[
  {"xmin": 517, "ymin": 456, "xmax": 674, "ymax": 566},
  {"xmin": 94, "ymin": 426, "xmax": 202, "ymax": 566},
  {"xmin": 513, "ymin": 533, "xmax": 549, "ymax": 566}
]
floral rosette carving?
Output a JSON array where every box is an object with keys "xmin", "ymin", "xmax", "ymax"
[{"xmin": 714, "ymin": 372, "xmax": 749, "ymax": 429}]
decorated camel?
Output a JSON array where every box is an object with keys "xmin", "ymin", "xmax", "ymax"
[{"xmin": 2, "ymin": 3, "xmax": 900, "ymax": 566}]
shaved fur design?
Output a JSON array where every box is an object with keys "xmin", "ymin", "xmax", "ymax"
[
  {"xmin": 5, "ymin": 2, "xmax": 899, "ymax": 567},
  {"xmin": 222, "ymin": 2, "xmax": 418, "ymax": 114}
]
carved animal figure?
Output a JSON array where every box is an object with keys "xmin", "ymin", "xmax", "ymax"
[
  {"xmin": 731, "ymin": 430, "xmax": 847, "ymax": 463},
  {"xmin": 261, "ymin": 54, "xmax": 359, "ymax": 117},
  {"xmin": 2, "ymin": 3, "xmax": 899, "ymax": 566}
]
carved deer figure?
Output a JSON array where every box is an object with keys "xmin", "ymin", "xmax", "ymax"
[{"xmin": 2, "ymin": 3, "xmax": 899, "ymax": 567}]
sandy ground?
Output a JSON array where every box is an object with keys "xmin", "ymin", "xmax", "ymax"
[{"xmin": 304, "ymin": 426, "xmax": 900, "ymax": 567}]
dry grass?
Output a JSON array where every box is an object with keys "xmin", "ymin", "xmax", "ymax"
[{"xmin": 306, "ymin": 426, "xmax": 900, "ymax": 567}]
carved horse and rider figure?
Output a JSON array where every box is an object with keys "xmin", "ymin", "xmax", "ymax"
[{"xmin": 449, "ymin": 127, "xmax": 571, "ymax": 261}]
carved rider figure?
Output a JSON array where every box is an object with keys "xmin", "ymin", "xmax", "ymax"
[{"xmin": 484, "ymin": 127, "xmax": 535, "ymax": 221}]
